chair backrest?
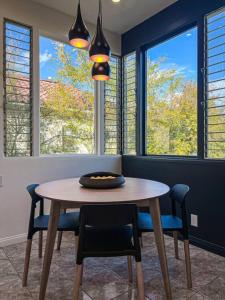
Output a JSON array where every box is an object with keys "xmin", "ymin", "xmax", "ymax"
[
  {"xmin": 26, "ymin": 184, "xmax": 44, "ymax": 239},
  {"xmin": 170, "ymin": 184, "xmax": 190, "ymax": 238},
  {"xmin": 79, "ymin": 204, "xmax": 138, "ymax": 229},
  {"xmin": 27, "ymin": 184, "xmax": 42, "ymax": 204},
  {"xmin": 170, "ymin": 184, "xmax": 190, "ymax": 205},
  {"xmin": 77, "ymin": 204, "xmax": 141, "ymax": 264}
]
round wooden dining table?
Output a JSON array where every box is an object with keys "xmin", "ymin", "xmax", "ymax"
[{"xmin": 36, "ymin": 177, "xmax": 172, "ymax": 300}]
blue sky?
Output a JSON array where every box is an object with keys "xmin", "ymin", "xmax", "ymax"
[
  {"xmin": 40, "ymin": 36, "xmax": 60, "ymax": 80},
  {"xmin": 147, "ymin": 27, "xmax": 198, "ymax": 81},
  {"xmin": 40, "ymin": 36, "xmax": 78, "ymax": 81},
  {"xmin": 40, "ymin": 27, "xmax": 198, "ymax": 83}
]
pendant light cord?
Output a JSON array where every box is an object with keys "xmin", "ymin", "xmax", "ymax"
[{"xmin": 99, "ymin": 0, "xmax": 103, "ymax": 26}]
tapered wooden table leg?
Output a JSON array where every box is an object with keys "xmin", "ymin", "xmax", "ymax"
[
  {"xmin": 39, "ymin": 200, "xmax": 61, "ymax": 300},
  {"xmin": 149, "ymin": 198, "xmax": 172, "ymax": 300}
]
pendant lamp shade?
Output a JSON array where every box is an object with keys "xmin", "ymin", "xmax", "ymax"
[
  {"xmin": 92, "ymin": 62, "xmax": 110, "ymax": 81},
  {"xmin": 69, "ymin": 0, "xmax": 90, "ymax": 49},
  {"xmin": 89, "ymin": 0, "xmax": 111, "ymax": 63}
]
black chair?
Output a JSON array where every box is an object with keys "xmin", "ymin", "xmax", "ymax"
[
  {"xmin": 72, "ymin": 204, "xmax": 145, "ymax": 300},
  {"xmin": 138, "ymin": 184, "xmax": 192, "ymax": 288},
  {"xmin": 22, "ymin": 184, "xmax": 80, "ymax": 286}
]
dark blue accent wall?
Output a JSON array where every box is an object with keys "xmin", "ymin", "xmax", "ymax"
[
  {"xmin": 123, "ymin": 156, "xmax": 225, "ymax": 256},
  {"xmin": 122, "ymin": 0, "xmax": 225, "ymax": 256},
  {"xmin": 122, "ymin": 0, "xmax": 224, "ymax": 55}
]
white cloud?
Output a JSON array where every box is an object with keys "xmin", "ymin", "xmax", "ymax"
[{"xmin": 40, "ymin": 50, "xmax": 52, "ymax": 64}]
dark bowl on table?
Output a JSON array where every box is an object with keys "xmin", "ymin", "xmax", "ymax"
[{"xmin": 79, "ymin": 172, "xmax": 125, "ymax": 189}]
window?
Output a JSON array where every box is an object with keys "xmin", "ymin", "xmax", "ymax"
[
  {"xmin": 123, "ymin": 52, "xmax": 137, "ymax": 154},
  {"xmin": 104, "ymin": 55, "xmax": 121, "ymax": 155},
  {"xmin": 3, "ymin": 20, "xmax": 32, "ymax": 157},
  {"xmin": 205, "ymin": 8, "xmax": 225, "ymax": 159},
  {"xmin": 146, "ymin": 27, "xmax": 198, "ymax": 156},
  {"xmin": 39, "ymin": 36, "xmax": 95, "ymax": 155}
]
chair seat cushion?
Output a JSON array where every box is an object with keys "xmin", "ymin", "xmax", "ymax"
[
  {"xmin": 34, "ymin": 211, "xmax": 79, "ymax": 231},
  {"xmin": 138, "ymin": 212, "xmax": 183, "ymax": 232},
  {"xmin": 82, "ymin": 226, "xmax": 134, "ymax": 254}
]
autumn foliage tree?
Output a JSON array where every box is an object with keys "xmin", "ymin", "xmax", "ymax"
[
  {"xmin": 40, "ymin": 40, "xmax": 198, "ymax": 156},
  {"xmin": 146, "ymin": 58, "xmax": 197, "ymax": 156},
  {"xmin": 40, "ymin": 45, "xmax": 95, "ymax": 154}
]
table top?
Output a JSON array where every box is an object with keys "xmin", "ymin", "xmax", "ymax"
[{"xmin": 35, "ymin": 177, "xmax": 169, "ymax": 204}]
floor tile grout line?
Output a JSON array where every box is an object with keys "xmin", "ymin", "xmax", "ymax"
[
  {"xmin": 193, "ymin": 274, "xmax": 222, "ymax": 298},
  {"xmin": 81, "ymin": 261, "xmax": 134, "ymax": 300},
  {"xmin": 2, "ymin": 246, "xmax": 36, "ymax": 299},
  {"xmin": 2, "ymin": 234, "xmax": 225, "ymax": 300},
  {"xmin": 81, "ymin": 287, "xmax": 94, "ymax": 300},
  {"xmin": 110, "ymin": 288, "xmax": 152, "ymax": 300}
]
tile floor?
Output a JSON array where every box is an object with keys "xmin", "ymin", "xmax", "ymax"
[{"xmin": 0, "ymin": 232, "xmax": 225, "ymax": 299}]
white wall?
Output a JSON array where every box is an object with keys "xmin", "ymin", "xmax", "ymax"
[
  {"xmin": 0, "ymin": 155, "xmax": 121, "ymax": 246},
  {"xmin": 0, "ymin": 0, "xmax": 121, "ymax": 54},
  {"xmin": 0, "ymin": 0, "xmax": 122, "ymax": 246}
]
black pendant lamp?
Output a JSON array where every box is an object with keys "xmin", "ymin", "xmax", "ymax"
[
  {"xmin": 69, "ymin": 0, "xmax": 90, "ymax": 49},
  {"xmin": 89, "ymin": 0, "xmax": 111, "ymax": 63},
  {"xmin": 92, "ymin": 62, "xmax": 110, "ymax": 81}
]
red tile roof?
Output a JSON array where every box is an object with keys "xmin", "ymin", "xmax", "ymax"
[{"xmin": 7, "ymin": 76, "xmax": 91, "ymax": 108}]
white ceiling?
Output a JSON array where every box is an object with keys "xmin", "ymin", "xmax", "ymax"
[{"xmin": 31, "ymin": 0, "xmax": 177, "ymax": 34}]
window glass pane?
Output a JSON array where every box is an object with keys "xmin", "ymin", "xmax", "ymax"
[
  {"xmin": 40, "ymin": 36, "xmax": 95, "ymax": 154},
  {"xmin": 123, "ymin": 52, "xmax": 137, "ymax": 154},
  {"xmin": 3, "ymin": 20, "xmax": 32, "ymax": 157},
  {"xmin": 206, "ymin": 8, "xmax": 225, "ymax": 159},
  {"xmin": 104, "ymin": 56, "xmax": 121, "ymax": 155},
  {"xmin": 146, "ymin": 27, "xmax": 198, "ymax": 156}
]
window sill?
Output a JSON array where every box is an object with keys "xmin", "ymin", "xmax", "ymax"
[
  {"xmin": 1, "ymin": 154, "xmax": 122, "ymax": 160},
  {"xmin": 122, "ymin": 155, "xmax": 225, "ymax": 165}
]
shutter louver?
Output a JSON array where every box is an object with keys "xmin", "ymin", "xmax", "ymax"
[
  {"xmin": 205, "ymin": 8, "xmax": 225, "ymax": 159},
  {"xmin": 3, "ymin": 20, "xmax": 33, "ymax": 157},
  {"xmin": 104, "ymin": 55, "xmax": 121, "ymax": 155},
  {"xmin": 123, "ymin": 52, "xmax": 137, "ymax": 155}
]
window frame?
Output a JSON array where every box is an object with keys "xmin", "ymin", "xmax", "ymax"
[
  {"xmin": 140, "ymin": 22, "xmax": 203, "ymax": 160},
  {"xmin": 3, "ymin": 18, "xmax": 33, "ymax": 157},
  {"xmin": 38, "ymin": 33, "xmax": 97, "ymax": 156},
  {"xmin": 142, "ymin": 22, "xmax": 200, "ymax": 160},
  {"xmin": 122, "ymin": 51, "xmax": 137, "ymax": 155},
  {"xmin": 104, "ymin": 54, "xmax": 122, "ymax": 155},
  {"xmin": 1, "ymin": 19, "xmax": 122, "ymax": 158},
  {"xmin": 204, "ymin": 7, "xmax": 225, "ymax": 160},
  {"xmin": 123, "ymin": 9, "xmax": 225, "ymax": 162}
]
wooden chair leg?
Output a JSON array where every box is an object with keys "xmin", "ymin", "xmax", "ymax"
[
  {"xmin": 57, "ymin": 231, "xmax": 63, "ymax": 251},
  {"xmin": 39, "ymin": 231, "xmax": 43, "ymax": 258},
  {"xmin": 56, "ymin": 208, "xmax": 67, "ymax": 251},
  {"xmin": 184, "ymin": 239, "xmax": 192, "ymax": 289},
  {"xmin": 80, "ymin": 264, "xmax": 84, "ymax": 286},
  {"xmin": 127, "ymin": 256, "xmax": 133, "ymax": 283},
  {"xmin": 72, "ymin": 264, "xmax": 83, "ymax": 300},
  {"xmin": 136, "ymin": 261, "xmax": 145, "ymax": 300},
  {"xmin": 173, "ymin": 231, "xmax": 179, "ymax": 259},
  {"xmin": 74, "ymin": 235, "xmax": 79, "ymax": 258},
  {"xmin": 22, "ymin": 239, "xmax": 32, "ymax": 287}
]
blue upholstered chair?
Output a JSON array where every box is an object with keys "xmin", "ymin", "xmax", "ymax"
[
  {"xmin": 22, "ymin": 184, "xmax": 80, "ymax": 286},
  {"xmin": 138, "ymin": 184, "xmax": 192, "ymax": 288}
]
